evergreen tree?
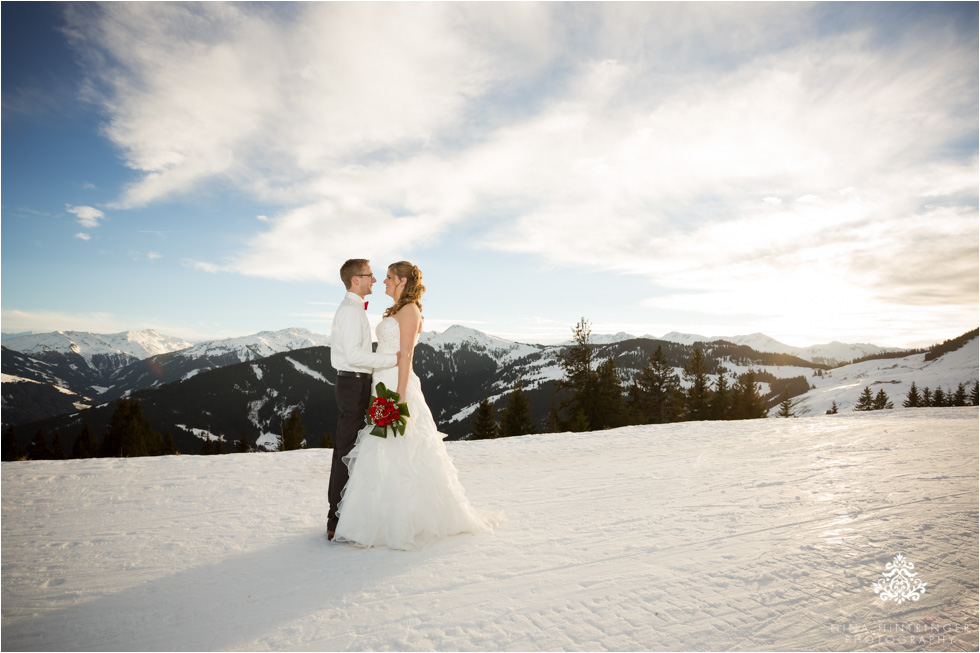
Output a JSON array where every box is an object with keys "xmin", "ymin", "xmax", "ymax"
[
  {"xmin": 826, "ymin": 400, "xmax": 839, "ymax": 415},
  {"xmin": 469, "ymin": 397, "xmax": 499, "ymax": 440},
  {"xmin": 629, "ymin": 345, "xmax": 680, "ymax": 424},
  {"xmin": 777, "ymin": 396, "xmax": 794, "ymax": 418},
  {"xmin": 853, "ymin": 386, "xmax": 875, "ymax": 411},
  {"xmin": 555, "ymin": 318, "xmax": 597, "ymax": 431},
  {"xmin": 214, "ymin": 437, "xmax": 227, "ymax": 455},
  {"xmin": 279, "ymin": 409, "xmax": 306, "ymax": 451},
  {"xmin": 593, "ymin": 358, "xmax": 625, "ymax": 429},
  {"xmin": 732, "ymin": 370, "xmax": 766, "ymax": 419},
  {"xmin": 970, "ymin": 381, "xmax": 979, "ymax": 406},
  {"xmin": 499, "ymin": 381, "xmax": 536, "ymax": 437},
  {"xmin": 319, "ymin": 433, "xmax": 333, "ymax": 449},
  {"xmin": 931, "ymin": 386, "xmax": 946, "ymax": 407},
  {"xmin": 50, "ymin": 430, "xmax": 67, "ymax": 460},
  {"xmin": 160, "ymin": 431, "xmax": 178, "ymax": 456},
  {"xmin": 71, "ymin": 423, "xmax": 100, "ymax": 459},
  {"xmin": 682, "ymin": 347, "xmax": 712, "ymax": 421},
  {"xmin": 903, "ymin": 382, "xmax": 922, "ymax": 408},
  {"xmin": 27, "ymin": 428, "xmax": 53, "ymax": 460},
  {"xmin": 3, "ymin": 425, "xmax": 24, "ymax": 461},
  {"xmin": 544, "ymin": 400, "xmax": 562, "ymax": 433},
  {"xmin": 200, "ymin": 439, "xmax": 213, "ymax": 455},
  {"xmin": 872, "ymin": 389, "xmax": 893, "ymax": 410},
  {"xmin": 921, "ymin": 387, "xmax": 933, "ymax": 406},
  {"xmin": 952, "ymin": 383, "xmax": 968, "ymax": 407},
  {"xmin": 709, "ymin": 369, "xmax": 732, "ymax": 420},
  {"xmin": 99, "ymin": 398, "xmax": 161, "ymax": 458}
]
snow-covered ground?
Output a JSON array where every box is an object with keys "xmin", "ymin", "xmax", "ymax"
[{"xmin": 2, "ymin": 409, "xmax": 977, "ymax": 651}]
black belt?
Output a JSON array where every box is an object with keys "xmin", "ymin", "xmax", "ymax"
[{"xmin": 337, "ymin": 370, "xmax": 372, "ymax": 379}]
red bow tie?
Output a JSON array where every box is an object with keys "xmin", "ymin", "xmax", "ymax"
[{"xmin": 364, "ymin": 301, "xmax": 369, "ymax": 310}]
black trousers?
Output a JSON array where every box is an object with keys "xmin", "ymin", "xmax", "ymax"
[{"xmin": 327, "ymin": 375, "xmax": 372, "ymax": 531}]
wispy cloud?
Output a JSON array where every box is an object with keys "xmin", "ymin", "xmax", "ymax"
[
  {"xmin": 63, "ymin": 3, "xmax": 978, "ymax": 343},
  {"xmin": 75, "ymin": 233, "xmax": 91, "ymax": 241},
  {"xmin": 66, "ymin": 204, "xmax": 105, "ymax": 229}
]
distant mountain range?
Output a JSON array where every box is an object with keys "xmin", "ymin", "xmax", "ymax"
[
  {"xmin": 2, "ymin": 325, "xmax": 976, "ymax": 455},
  {"xmin": 568, "ymin": 331, "xmax": 903, "ymax": 366}
]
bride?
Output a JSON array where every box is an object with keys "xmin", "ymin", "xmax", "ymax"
[{"xmin": 333, "ymin": 261, "xmax": 496, "ymax": 550}]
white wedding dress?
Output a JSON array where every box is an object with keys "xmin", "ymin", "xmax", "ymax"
[{"xmin": 334, "ymin": 316, "xmax": 495, "ymax": 550}]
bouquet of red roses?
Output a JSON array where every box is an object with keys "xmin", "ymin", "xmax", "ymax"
[{"xmin": 366, "ymin": 382, "xmax": 410, "ymax": 438}]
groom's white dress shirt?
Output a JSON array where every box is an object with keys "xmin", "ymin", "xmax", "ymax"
[{"xmin": 331, "ymin": 291, "xmax": 397, "ymax": 374}]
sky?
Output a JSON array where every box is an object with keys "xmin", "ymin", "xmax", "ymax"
[{"xmin": 2, "ymin": 2, "xmax": 977, "ymax": 348}]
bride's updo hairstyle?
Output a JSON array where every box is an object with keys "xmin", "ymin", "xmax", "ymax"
[{"xmin": 384, "ymin": 261, "xmax": 426, "ymax": 318}]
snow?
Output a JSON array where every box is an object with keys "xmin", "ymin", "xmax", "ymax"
[
  {"xmin": 658, "ymin": 331, "xmax": 902, "ymax": 364},
  {"xmin": 285, "ymin": 356, "xmax": 330, "ymax": 384},
  {"xmin": 3, "ymin": 408, "xmax": 977, "ymax": 651},
  {"xmin": 790, "ymin": 338, "xmax": 978, "ymax": 416},
  {"xmin": 1, "ymin": 329, "xmax": 193, "ymax": 364}
]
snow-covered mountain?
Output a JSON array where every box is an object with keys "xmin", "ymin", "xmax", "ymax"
[
  {"xmin": 659, "ymin": 331, "xmax": 902, "ymax": 365},
  {"xmin": 1, "ymin": 327, "xmax": 333, "ymax": 406},
  {"xmin": 2, "ymin": 329, "xmax": 193, "ymax": 367},
  {"xmin": 104, "ymin": 328, "xmax": 332, "ymax": 398},
  {"xmin": 785, "ymin": 335, "xmax": 978, "ymax": 417}
]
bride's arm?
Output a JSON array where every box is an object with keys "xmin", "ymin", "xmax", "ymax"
[{"xmin": 394, "ymin": 303, "xmax": 422, "ymax": 400}]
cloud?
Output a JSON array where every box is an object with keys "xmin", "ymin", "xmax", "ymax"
[
  {"xmin": 65, "ymin": 2, "xmax": 977, "ymax": 333},
  {"xmin": 75, "ymin": 233, "xmax": 91, "ymax": 241},
  {"xmin": 66, "ymin": 205, "xmax": 105, "ymax": 229}
]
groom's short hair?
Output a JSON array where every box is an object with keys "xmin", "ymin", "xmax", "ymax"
[{"xmin": 340, "ymin": 259, "xmax": 370, "ymax": 289}]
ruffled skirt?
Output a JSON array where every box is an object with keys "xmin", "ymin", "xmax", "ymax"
[{"xmin": 333, "ymin": 367, "xmax": 495, "ymax": 550}]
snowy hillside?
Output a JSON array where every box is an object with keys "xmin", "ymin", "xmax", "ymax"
[
  {"xmin": 787, "ymin": 336, "xmax": 979, "ymax": 417},
  {"xmin": 2, "ymin": 329, "xmax": 192, "ymax": 364},
  {"xmin": 419, "ymin": 325, "xmax": 543, "ymax": 364},
  {"xmin": 2, "ymin": 409, "xmax": 977, "ymax": 651},
  {"xmin": 175, "ymin": 327, "xmax": 330, "ymax": 361},
  {"xmin": 659, "ymin": 331, "xmax": 902, "ymax": 365}
]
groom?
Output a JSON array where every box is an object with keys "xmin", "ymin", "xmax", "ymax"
[{"xmin": 327, "ymin": 259, "xmax": 399, "ymax": 540}]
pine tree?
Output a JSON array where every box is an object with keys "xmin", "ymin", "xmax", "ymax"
[
  {"xmin": 319, "ymin": 433, "xmax": 333, "ymax": 449},
  {"xmin": 544, "ymin": 400, "xmax": 561, "ymax": 433},
  {"xmin": 952, "ymin": 383, "xmax": 968, "ymax": 407},
  {"xmin": 214, "ymin": 437, "xmax": 227, "ymax": 455},
  {"xmin": 777, "ymin": 396, "xmax": 794, "ymax": 418},
  {"xmin": 826, "ymin": 400, "xmax": 839, "ymax": 415},
  {"xmin": 853, "ymin": 386, "xmax": 875, "ymax": 411},
  {"xmin": 682, "ymin": 347, "xmax": 712, "ymax": 421},
  {"xmin": 593, "ymin": 358, "xmax": 625, "ymax": 429},
  {"xmin": 922, "ymin": 387, "xmax": 933, "ymax": 406},
  {"xmin": 732, "ymin": 370, "xmax": 766, "ymax": 419},
  {"xmin": 932, "ymin": 386, "xmax": 947, "ymax": 407},
  {"xmin": 499, "ymin": 381, "xmax": 536, "ymax": 437},
  {"xmin": 27, "ymin": 428, "xmax": 53, "ymax": 460},
  {"xmin": 99, "ymin": 398, "xmax": 160, "ymax": 457},
  {"xmin": 555, "ymin": 318, "xmax": 597, "ymax": 432},
  {"xmin": 469, "ymin": 397, "xmax": 499, "ymax": 440},
  {"xmin": 50, "ymin": 430, "xmax": 67, "ymax": 460},
  {"xmin": 903, "ymin": 382, "xmax": 922, "ymax": 408},
  {"xmin": 629, "ymin": 345, "xmax": 679, "ymax": 424},
  {"xmin": 279, "ymin": 409, "xmax": 306, "ymax": 451},
  {"xmin": 200, "ymin": 439, "xmax": 213, "ymax": 455},
  {"xmin": 71, "ymin": 423, "xmax": 100, "ymax": 459},
  {"xmin": 709, "ymin": 369, "xmax": 732, "ymax": 420},
  {"xmin": 872, "ymin": 389, "xmax": 893, "ymax": 410},
  {"xmin": 161, "ymin": 431, "xmax": 178, "ymax": 456},
  {"xmin": 3, "ymin": 425, "xmax": 23, "ymax": 461},
  {"xmin": 970, "ymin": 381, "xmax": 979, "ymax": 406}
]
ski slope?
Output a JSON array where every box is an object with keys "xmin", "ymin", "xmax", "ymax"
[{"xmin": 2, "ymin": 408, "xmax": 977, "ymax": 651}]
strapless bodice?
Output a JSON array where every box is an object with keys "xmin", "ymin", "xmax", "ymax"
[{"xmin": 376, "ymin": 317, "xmax": 404, "ymax": 355}]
